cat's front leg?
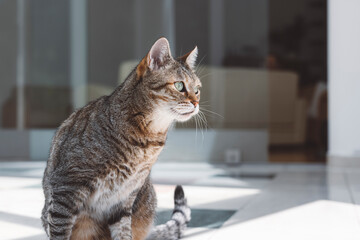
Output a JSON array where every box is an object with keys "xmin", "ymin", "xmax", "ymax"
[
  {"xmin": 45, "ymin": 197, "xmax": 79, "ymax": 240},
  {"xmin": 108, "ymin": 208, "xmax": 133, "ymax": 240}
]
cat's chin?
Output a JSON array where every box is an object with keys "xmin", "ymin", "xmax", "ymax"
[{"xmin": 173, "ymin": 109, "xmax": 198, "ymax": 122}]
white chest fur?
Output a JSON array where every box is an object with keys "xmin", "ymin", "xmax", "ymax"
[{"xmin": 88, "ymin": 164, "xmax": 150, "ymax": 219}]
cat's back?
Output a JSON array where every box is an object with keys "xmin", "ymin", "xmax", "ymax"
[{"xmin": 46, "ymin": 96, "xmax": 111, "ymax": 173}]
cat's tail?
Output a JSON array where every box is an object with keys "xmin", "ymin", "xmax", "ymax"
[{"xmin": 147, "ymin": 185, "xmax": 191, "ymax": 240}]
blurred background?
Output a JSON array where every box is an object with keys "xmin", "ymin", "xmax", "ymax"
[{"xmin": 0, "ymin": 0, "xmax": 331, "ymax": 164}]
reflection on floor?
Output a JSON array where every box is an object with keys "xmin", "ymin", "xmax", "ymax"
[{"xmin": 0, "ymin": 162, "xmax": 360, "ymax": 240}]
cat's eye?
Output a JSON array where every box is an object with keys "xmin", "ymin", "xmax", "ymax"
[
  {"xmin": 174, "ymin": 81, "xmax": 185, "ymax": 92},
  {"xmin": 194, "ymin": 86, "xmax": 200, "ymax": 94}
]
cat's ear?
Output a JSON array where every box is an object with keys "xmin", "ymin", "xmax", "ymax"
[
  {"xmin": 179, "ymin": 46, "xmax": 198, "ymax": 69},
  {"xmin": 136, "ymin": 37, "xmax": 172, "ymax": 79},
  {"xmin": 147, "ymin": 37, "xmax": 172, "ymax": 71}
]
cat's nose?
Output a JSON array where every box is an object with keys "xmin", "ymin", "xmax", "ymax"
[{"xmin": 191, "ymin": 101, "xmax": 199, "ymax": 107}]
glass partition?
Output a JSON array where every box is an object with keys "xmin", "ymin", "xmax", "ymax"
[{"xmin": 0, "ymin": 0, "xmax": 327, "ymax": 163}]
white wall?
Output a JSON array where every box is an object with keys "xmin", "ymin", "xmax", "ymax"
[{"xmin": 328, "ymin": 0, "xmax": 360, "ymax": 158}]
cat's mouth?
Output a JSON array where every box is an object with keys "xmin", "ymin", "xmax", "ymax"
[
  {"xmin": 180, "ymin": 110, "xmax": 195, "ymax": 116},
  {"xmin": 172, "ymin": 108, "xmax": 196, "ymax": 115}
]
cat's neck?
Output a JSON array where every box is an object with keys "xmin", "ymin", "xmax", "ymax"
[
  {"xmin": 109, "ymin": 91, "xmax": 174, "ymax": 138},
  {"xmin": 147, "ymin": 109, "xmax": 174, "ymax": 134}
]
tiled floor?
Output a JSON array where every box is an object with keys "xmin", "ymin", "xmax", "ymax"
[{"xmin": 0, "ymin": 161, "xmax": 360, "ymax": 240}]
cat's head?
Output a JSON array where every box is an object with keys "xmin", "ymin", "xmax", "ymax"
[{"xmin": 136, "ymin": 37, "xmax": 201, "ymax": 123}]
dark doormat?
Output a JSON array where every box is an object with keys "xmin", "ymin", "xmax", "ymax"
[{"xmin": 215, "ymin": 173, "xmax": 276, "ymax": 179}]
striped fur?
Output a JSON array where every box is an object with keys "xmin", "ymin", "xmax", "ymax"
[{"xmin": 41, "ymin": 38, "xmax": 199, "ymax": 240}]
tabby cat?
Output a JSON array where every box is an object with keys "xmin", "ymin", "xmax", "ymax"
[{"xmin": 41, "ymin": 37, "xmax": 201, "ymax": 240}]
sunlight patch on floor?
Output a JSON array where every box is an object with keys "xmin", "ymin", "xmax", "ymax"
[
  {"xmin": 0, "ymin": 220, "xmax": 43, "ymax": 240},
  {"xmin": 0, "ymin": 187, "xmax": 44, "ymax": 219},
  {"xmin": 214, "ymin": 200, "xmax": 360, "ymax": 240},
  {"xmin": 0, "ymin": 177, "xmax": 41, "ymax": 190}
]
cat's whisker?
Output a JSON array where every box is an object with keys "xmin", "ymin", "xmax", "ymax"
[
  {"xmin": 200, "ymin": 101, "xmax": 210, "ymax": 106},
  {"xmin": 194, "ymin": 111, "xmax": 207, "ymax": 144},
  {"xmin": 199, "ymin": 108, "xmax": 224, "ymax": 119},
  {"xmin": 195, "ymin": 56, "xmax": 206, "ymax": 74},
  {"xmin": 196, "ymin": 66, "xmax": 206, "ymax": 77},
  {"xmin": 199, "ymin": 101, "xmax": 210, "ymax": 106},
  {"xmin": 199, "ymin": 115, "xmax": 205, "ymax": 143},
  {"xmin": 193, "ymin": 114, "xmax": 202, "ymax": 144},
  {"xmin": 198, "ymin": 71, "xmax": 214, "ymax": 79},
  {"xmin": 194, "ymin": 113, "xmax": 198, "ymax": 143},
  {"xmin": 197, "ymin": 55, "xmax": 206, "ymax": 67},
  {"xmin": 198, "ymin": 111, "xmax": 208, "ymax": 130},
  {"xmin": 201, "ymin": 111, "xmax": 219, "ymax": 123},
  {"xmin": 199, "ymin": 111, "xmax": 208, "ymax": 140}
]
